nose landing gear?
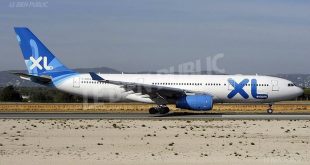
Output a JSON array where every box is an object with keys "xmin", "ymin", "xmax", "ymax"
[
  {"xmin": 149, "ymin": 105, "xmax": 170, "ymax": 114},
  {"xmin": 267, "ymin": 104, "xmax": 273, "ymax": 114}
]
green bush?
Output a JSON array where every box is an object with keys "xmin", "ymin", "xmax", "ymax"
[{"xmin": 304, "ymin": 88, "xmax": 310, "ymax": 95}]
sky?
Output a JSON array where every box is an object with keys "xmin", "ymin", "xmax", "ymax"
[{"xmin": 1, "ymin": 0, "xmax": 310, "ymax": 74}]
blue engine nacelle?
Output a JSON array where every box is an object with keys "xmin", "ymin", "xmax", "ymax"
[{"xmin": 176, "ymin": 95, "xmax": 213, "ymax": 111}]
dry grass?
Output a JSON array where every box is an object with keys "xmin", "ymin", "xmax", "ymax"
[{"xmin": 0, "ymin": 102, "xmax": 309, "ymax": 113}]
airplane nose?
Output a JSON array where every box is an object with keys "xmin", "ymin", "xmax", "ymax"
[{"xmin": 296, "ymin": 87, "xmax": 304, "ymax": 96}]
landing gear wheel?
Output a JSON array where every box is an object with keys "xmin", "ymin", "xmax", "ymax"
[
  {"xmin": 267, "ymin": 108, "xmax": 273, "ymax": 114},
  {"xmin": 149, "ymin": 105, "xmax": 170, "ymax": 114},
  {"xmin": 149, "ymin": 107, "xmax": 158, "ymax": 114},
  {"xmin": 159, "ymin": 106, "xmax": 170, "ymax": 114}
]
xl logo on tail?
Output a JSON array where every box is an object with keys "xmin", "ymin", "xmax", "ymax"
[
  {"xmin": 29, "ymin": 39, "xmax": 53, "ymax": 71},
  {"xmin": 30, "ymin": 56, "xmax": 53, "ymax": 70}
]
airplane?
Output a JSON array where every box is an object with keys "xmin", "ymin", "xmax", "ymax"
[{"xmin": 13, "ymin": 27, "xmax": 304, "ymax": 114}]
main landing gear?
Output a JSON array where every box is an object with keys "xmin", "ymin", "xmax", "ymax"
[
  {"xmin": 267, "ymin": 104, "xmax": 273, "ymax": 114},
  {"xmin": 149, "ymin": 105, "xmax": 170, "ymax": 114}
]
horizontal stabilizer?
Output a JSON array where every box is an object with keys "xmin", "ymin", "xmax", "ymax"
[{"xmin": 12, "ymin": 72, "xmax": 52, "ymax": 84}]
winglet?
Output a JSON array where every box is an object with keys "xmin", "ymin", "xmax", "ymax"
[{"xmin": 89, "ymin": 72, "xmax": 105, "ymax": 81}]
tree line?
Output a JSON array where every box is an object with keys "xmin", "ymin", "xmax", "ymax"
[
  {"xmin": 0, "ymin": 85, "xmax": 309, "ymax": 102},
  {"xmin": 0, "ymin": 85, "xmax": 83, "ymax": 103}
]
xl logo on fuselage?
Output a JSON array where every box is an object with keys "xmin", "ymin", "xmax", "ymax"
[
  {"xmin": 227, "ymin": 78, "xmax": 268, "ymax": 99},
  {"xmin": 29, "ymin": 56, "xmax": 53, "ymax": 71}
]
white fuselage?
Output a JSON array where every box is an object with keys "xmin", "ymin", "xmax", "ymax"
[{"xmin": 55, "ymin": 74, "xmax": 303, "ymax": 104}]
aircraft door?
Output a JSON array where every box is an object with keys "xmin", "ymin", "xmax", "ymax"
[
  {"xmin": 73, "ymin": 77, "xmax": 80, "ymax": 88},
  {"xmin": 136, "ymin": 78, "xmax": 144, "ymax": 93},
  {"xmin": 137, "ymin": 78, "xmax": 144, "ymax": 84},
  {"xmin": 271, "ymin": 80, "xmax": 279, "ymax": 91},
  {"xmin": 227, "ymin": 79, "xmax": 234, "ymax": 91}
]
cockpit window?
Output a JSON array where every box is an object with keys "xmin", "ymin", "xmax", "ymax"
[{"xmin": 288, "ymin": 83, "xmax": 295, "ymax": 87}]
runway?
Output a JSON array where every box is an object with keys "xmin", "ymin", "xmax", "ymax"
[{"xmin": 0, "ymin": 112, "xmax": 310, "ymax": 120}]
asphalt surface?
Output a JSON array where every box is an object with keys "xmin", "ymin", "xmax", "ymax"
[{"xmin": 0, "ymin": 112, "xmax": 310, "ymax": 120}]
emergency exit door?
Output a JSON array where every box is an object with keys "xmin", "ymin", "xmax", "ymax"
[
  {"xmin": 271, "ymin": 80, "xmax": 279, "ymax": 91},
  {"xmin": 73, "ymin": 77, "xmax": 80, "ymax": 88}
]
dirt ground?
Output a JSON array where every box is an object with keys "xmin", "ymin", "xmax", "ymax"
[{"xmin": 0, "ymin": 119, "xmax": 309, "ymax": 165}]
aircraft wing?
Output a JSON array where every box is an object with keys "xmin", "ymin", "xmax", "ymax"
[{"xmin": 89, "ymin": 72, "xmax": 204, "ymax": 104}]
